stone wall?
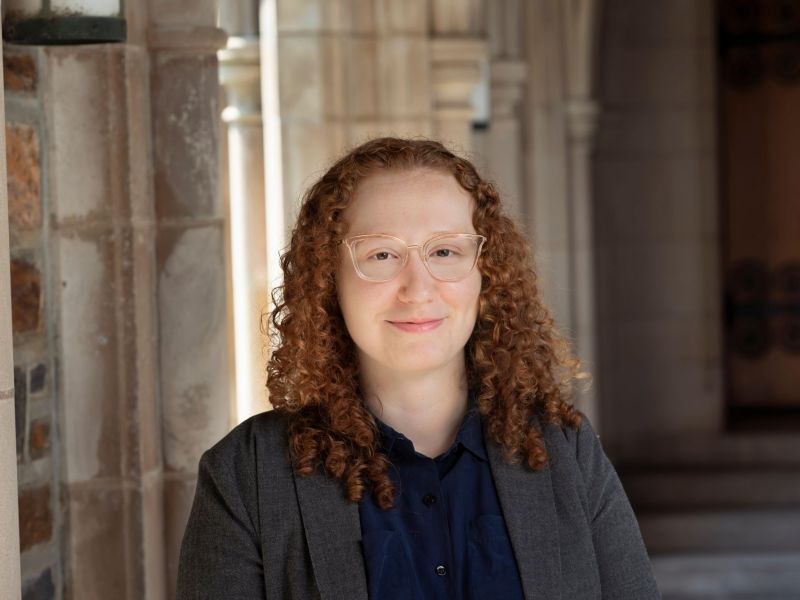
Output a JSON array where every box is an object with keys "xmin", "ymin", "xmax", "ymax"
[
  {"xmin": 5, "ymin": 43, "xmax": 61, "ymax": 599},
  {"xmin": 5, "ymin": 1, "xmax": 230, "ymax": 596}
]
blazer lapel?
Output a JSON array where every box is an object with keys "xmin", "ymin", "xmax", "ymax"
[
  {"xmin": 486, "ymin": 433, "xmax": 562, "ymax": 600},
  {"xmin": 293, "ymin": 468, "xmax": 369, "ymax": 600}
]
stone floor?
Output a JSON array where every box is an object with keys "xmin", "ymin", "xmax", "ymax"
[{"xmin": 651, "ymin": 552, "xmax": 800, "ymax": 599}]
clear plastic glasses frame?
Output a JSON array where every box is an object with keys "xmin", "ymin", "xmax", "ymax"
[{"xmin": 340, "ymin": 232, "xmax": 487, "ymax": 282}]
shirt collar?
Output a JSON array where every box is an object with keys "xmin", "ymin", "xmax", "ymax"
[{"xmin": 373, "ymin": 390, "xmax": 487, "ymax": 462}]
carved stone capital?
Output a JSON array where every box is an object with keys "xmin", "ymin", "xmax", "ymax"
[
  {"xmin": 218, "ymin": 37, "xmax": 262, "ymax": 125},
  {"xmin": 430, "ymin": 37, "xmax": 488, "ymax": 117}
]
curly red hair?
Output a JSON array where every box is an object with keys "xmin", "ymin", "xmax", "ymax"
[{"xmin": 266, "ymin": 137, "xmax": 584, "ymax": 509}]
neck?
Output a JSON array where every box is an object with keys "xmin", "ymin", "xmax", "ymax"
[{"xmin": 359, "ymin": 355, "xmax": 470, "ymax": 458}]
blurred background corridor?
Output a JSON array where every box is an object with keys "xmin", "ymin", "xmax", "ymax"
[{"xmin": 1, "ymin": 0, "xmax": 799, "ymax": 598}]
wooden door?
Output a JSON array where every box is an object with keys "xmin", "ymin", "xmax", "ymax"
[{"xmin": 719, "ymin": 0, "xmax": 800, "ymax": 426}]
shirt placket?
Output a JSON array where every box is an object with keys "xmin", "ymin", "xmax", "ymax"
[{"xmin": 420, "ymin": 455, "xmax": 456, "ymax": 600}]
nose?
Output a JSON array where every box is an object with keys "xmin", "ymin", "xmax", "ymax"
[{"xmin": 396, "ymin": 247, "xmax": 435, "ymax": 303}]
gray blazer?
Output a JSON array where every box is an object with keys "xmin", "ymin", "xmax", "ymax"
[{"xmin": 176, "ymin": 410, "xmax": 661, "ymax": 599}]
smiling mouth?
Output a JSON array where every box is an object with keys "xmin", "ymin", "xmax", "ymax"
[{"xmin": 387, "ymin": 318, "xmax": 445, "ymax": 332}]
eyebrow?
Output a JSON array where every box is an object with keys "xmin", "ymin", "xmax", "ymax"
[{"xmin": 348, "ymin": 229, "xmax": 473, "ymax": 238}]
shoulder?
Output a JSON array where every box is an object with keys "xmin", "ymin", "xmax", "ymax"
[
  {"xmin": 540, "ymin": 410, "xmax": 601, "ymax": 451},
  {"xmin": 538, "ymin": 411, "xmax": 612, "ymax": 486},
  {"xmin": 200, "ymin": 409, "xmax": 291, "ymax": 476}
]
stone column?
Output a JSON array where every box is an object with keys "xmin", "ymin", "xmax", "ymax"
[
  {"xmin": 220, "ymin": 2, "xmax": 270, "ymax": 422},
  {"xmin": 522, "ymin": 0, "xmax": 602, "ymax": 424},
  {"xmin": 483, "ymin": 0, "xmax": 527, "ymax": 223},
  {"xmin": 561, "ymin": 0, "xmax": 602, "ymax": 424},
  {"xmin": 565, "ymin": 97, "xmax": 600, "ymax": 424},
  {"xmin": 44, "ymin": 41, "xmax": 166, "ymax": 599},
  {"xmin": 430, "ymin": 0, "xmax": 488, "ymax": 154},
  {"xmin": 147, "ymin": 2, "xmax": 230, "ymax": 595},
  {"xmin": 0, "ymin": 13, "xmax": 24, "ymax": 598}
]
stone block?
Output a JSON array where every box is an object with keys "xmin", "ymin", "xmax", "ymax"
[
  {"xmin": 431, "ymin": 0, "xmax": 484, "ymax": 34},
  {"xmin": 320, "ymin": 36, "xmax": 346, "ymax": 119},
  {"xmin": 346, "ymin": 38, "xmax": 378, "ymax": 118},
  {"xmin": 277, "ymin": 0, "xmax": 349, "ymax": 32},
  {"xmin": 376, "ymin": 38, "xmax": 431, "ymax": 118},
  {"xmin": 57, "ymin": 231, "xmax": 121, "ymax": 482},
  {"xmin": 157, "ymin": 226, "xmax": 230, "ymax": 473},
  {"xmin": 14, "ymin": 366, "xmax": 26, "ymax": 459},
  {"xmin": 350, "ymin": 0, "xmax": 377, "ymax": 33},
  {"xmin": 375, "ymin": 0, "xmax": 428, "ymax": 33},
  {"xmin": 3, "ymin": 47, "xmax": 37, "ymax": 93},
  {"xmin": 117, "ymin": 224, "xmax": 161, "ymax": 475},
  {"xmin": 28, "ymin": 363, "xmax": 46, "ymax": 394},
  {"xmin": 278, "ymin": 36, "xmax": 323, "ymax": 117},
  {"xmin": 10, "ymin": 259, "xmax": 41, "ymax": 334},
  {"xmin": 147, "ymin": 0, "xmax": 217, "ymax": 28},
  {"xmin": 22, "ymin": 567, "xmax": 54, "ymax": 600},
  {"xmin": 152, "ymin": 52, "xmax": 221, "ymax": 219},
  {"xmin": 29, "ymin": 418, "xmax": 50, "ymax": 460},
  {"xmin": 45, "ymin": 47, "xmax": 115, "ymax": 224},
  {"xmin": 281, "ymin": 121, "xmax": 347, "ymax": 220},
  {"xmin": 18, "ymin": 485, "xmax": 52, "ymax": 551},
  {"xmin": 163, "ymin": 475, "xmax": 198, "ymax": 600},
  {"xmin": 63, "ymin": 484, "xmax": 126, "ymax": 599},
  {"xmin": 6, "ymin": 123, "xmax": 41, "ymax": 231},
  {"xmin": 142, "ymin": 475, "xmax": 166, "ymax": 600}
]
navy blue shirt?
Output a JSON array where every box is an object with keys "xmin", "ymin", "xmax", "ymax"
[{"xmin": 358, "ymin": 397, "xmax": 525, "ymax": 600}]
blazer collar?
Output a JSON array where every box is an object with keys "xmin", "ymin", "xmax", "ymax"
[
  {"xmin": 485, "ymin": 422, "xmax": 563, "ymax": 600},
  {"xmin": 293, "ymin": 418, "xmax": 561, "ymax": 600},
  {"xmin": 293, "ymin": 467, "xmax": 368, "ymax": 600}
]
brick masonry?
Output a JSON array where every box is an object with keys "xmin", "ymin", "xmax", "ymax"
[
  {"xmin": 17, "ymin": 485, "xmax": 52, "ymax": 552},
  {"xmin": 6, "ymin": 124, "xmax": 41, "ymax": 231},
  {"xmin": 29, "ymin": 418, "xmax": 50, "ymax": 460},
  {"xmin": 6, "ymin": 45, "xmax": 61, "ymax": 598},
  {"xmin": 21, "ymin": 568, "xmax": 53, "ymax": 600},
  {"xmin": 10, "ymin": 259, "xmax": 41, "ymax": 334},
  {"xmin": 3, "ymin": 48, "xmax": 36, "ymax": 93}
]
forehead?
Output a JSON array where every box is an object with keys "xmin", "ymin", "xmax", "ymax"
[{"xmin": 342, "ymin": 168, "xmax": 475, "ymax": 237}]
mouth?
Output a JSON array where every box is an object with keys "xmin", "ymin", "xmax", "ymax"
[{"xmin": 387, "ymin": 318, "xmax": 445, "ymax": 333}]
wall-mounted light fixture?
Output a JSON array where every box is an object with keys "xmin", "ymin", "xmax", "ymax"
[{"xmin": 2, "ymin": 0, "xmax": 126, "ymax": 44}]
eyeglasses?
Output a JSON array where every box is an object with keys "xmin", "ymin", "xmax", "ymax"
[{"xmin": 341, "ymin": 233, "xmax": 486, "ymax": 282}]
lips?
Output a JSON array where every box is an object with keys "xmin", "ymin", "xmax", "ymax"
[
  {"xmin": 387, "ymin": 318, "xmax": 445, "ymax": 333},
  {"xmin": 390, "ymin": 319, "xmax": 442, "ymax": 324}
]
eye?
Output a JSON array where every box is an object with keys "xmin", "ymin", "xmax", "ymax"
[
  {"xmin": 430, "ymin": 247, "xmax": 460, "ymax": 258},
  {"xmin": 367, "ymin": 250, "xmax": 399, "ymax": 261}
]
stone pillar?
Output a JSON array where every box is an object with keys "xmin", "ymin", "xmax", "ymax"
[
  {"xmin": 522, "ymin": 0, "xmax": 602, "ymax": 424},
  {"xmin": 220, "ymin": 2, "xmax": 270, "ymax": 422},
  {"xmin": 45, "ymin": 42, "xmax": 165, "ymax": 599},
  {"xmin": 0, "ymin": 13, "xmax": 24, "ymax": 599},
  {"xmin": 565, "ymin": 97, "xmax": 600, "ymax": 424},
  {"xmin": 523, "ymin": 0, "xmax": 572, "ymax": 331},
  {"xmin": 561, "ymin": 0, "xmax": 602, "ymax": 425},
  {"xmin": 147, "ymin": 2, "xmax": 230, "ymax": 595},
  {"xmin": 483, "ymin": 0, "xmax": 527, "ymax": 223},
  {"xmin": 430, "ymin": 0, "xmax": 488, "ymax": 154}
]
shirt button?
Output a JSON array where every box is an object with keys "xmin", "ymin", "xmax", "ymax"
[
  {"xmin": 435, "ymin": 565, "xmax": 447, "ymax": 577},
  {"xmin": 423, "ymin": 494, "xmax": 437, "ymax": 506}
]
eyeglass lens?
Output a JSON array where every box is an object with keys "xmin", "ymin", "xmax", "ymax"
[{"xmin": 351, "ymin": 235, "xmax": 481, "ymax": 281}]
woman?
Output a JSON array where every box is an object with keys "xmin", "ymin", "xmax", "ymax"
[{"xmin": 177, "ymin": 137, "xmax": 661, "ymax": 599}]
